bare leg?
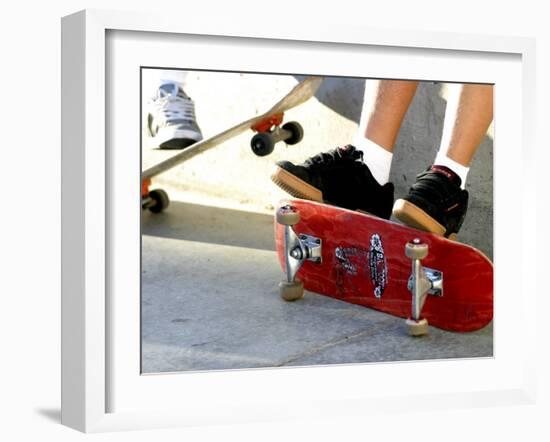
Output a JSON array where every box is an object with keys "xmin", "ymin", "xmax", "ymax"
[
  {"xmin": 439, "ymin": 84, "xmax": 493, "ymax": 166},
  {"xmin": 393, "ymin": 83, "xmax": 494, "ymax": 237},
  {"xmin": 271, "ymin": 79, "xmax": 419, "ymax": 217},
  {"xmin": 359, "ymin": 79, "xmax": 420, "ymax": 151}
]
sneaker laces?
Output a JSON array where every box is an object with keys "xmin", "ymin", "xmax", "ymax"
[
  {"xmin": 410, "ymin": 167, "xmax": 462, "ymax": 204},
  {"xmin": 304, "ymin": 145, "xmax": 363, "ymax": 169},
  {"xmin": 152, "ymin": 84, "xmax": 197, "ymax": 124}
]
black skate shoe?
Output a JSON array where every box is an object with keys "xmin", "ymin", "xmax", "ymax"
[
  {"xmin": 392, "ymin": 165, "xmax": 468, "ymax": 239},
  {"xmin": 271, "ymin": 145, "xmax": 394, "ymax": 219}
]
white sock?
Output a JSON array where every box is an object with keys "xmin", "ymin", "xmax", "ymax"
[
  {"xmin": 434, "ymin": 151, "xmax": 469, "ymax": 189},
  {"xmin": 142, "ymin": 69, "xmax": 188, "ymax": 98},
  {"xmin": 157, "ymin": 69, "xmax": 188, "ymax": 86},
  {"xmin": 352, "ymin": 136, "xmax": 393, "ymax": 185}
]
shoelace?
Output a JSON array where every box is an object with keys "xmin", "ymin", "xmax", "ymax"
[
  {"xmin": 305, "ymin": 147, "xmax": 363, "ymax": 168},
  {"xmin": 153, "ymin": 95, "xmax": 196, "ymax": 123},
  {"xmin": 410, "ymin": 170, "xmax": 458, "ymax": 202}
]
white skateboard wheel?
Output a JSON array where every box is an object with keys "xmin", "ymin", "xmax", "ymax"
[
  {"xmin": 276, "ymin": 206, "xmax": 301, "ymax": 226},
  {"xmin": 405, "ymin": 241, "xmax": 429, "ymax": 260},
  {"xmin": 279, "ymin": 280, "xmax": 304, "ymax": 302},
  {"xmin": 406, "ymin": 318, "xmax": 429, "ymax": 336}
]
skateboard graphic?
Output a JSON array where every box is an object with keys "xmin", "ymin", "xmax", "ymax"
[
  {"xmin": 142, "ymin": 77, "xmax": 324, "ymax": 213},
  {"xmin": 274, "ymin": 199, "xmax": 493, "ymax": 335}
]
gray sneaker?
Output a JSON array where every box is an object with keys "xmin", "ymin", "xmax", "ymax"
[{"xmin": 146, "ymin": 82, "xmax": 203, "ymax": 149}]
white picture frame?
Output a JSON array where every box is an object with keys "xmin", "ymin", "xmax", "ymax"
[{"xmin": 61, "ymin": 9, "xmax": 537, "ymax": 433}]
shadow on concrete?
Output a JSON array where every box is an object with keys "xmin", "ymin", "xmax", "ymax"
[
  {"xmin": 142, "ymin": 201, "xmax": 275, "ymax": 251},
  {"xmin": 295, "ymin": 74, "xmax": 364, "ymax": 124}
]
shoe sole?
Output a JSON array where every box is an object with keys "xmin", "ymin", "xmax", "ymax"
[
  {"xmin": 152, "ymin": 128, "xmax": 203, "ymax": 150},
  {"xmin": 159, "ymin": 138, "xmax": 197, "ymax": 149},
  {"xmin": 270, "ymin": 166, "xmax": 323, "ymax": 202},
  {"xmin": 392, "ymin": 199, "xmax": 447, "ymax": 237}
]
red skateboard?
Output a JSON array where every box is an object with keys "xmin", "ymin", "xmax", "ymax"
[{"xmin": 274, "ymin": 199, "xmax": 493, "ymax": 335}]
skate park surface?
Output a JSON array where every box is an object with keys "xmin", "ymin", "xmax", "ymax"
[{"xmin": 141, "ymin": 71, "xmax": 493, "ymax": 373}]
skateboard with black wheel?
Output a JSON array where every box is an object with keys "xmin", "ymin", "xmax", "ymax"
[
  {"xmin": 274, "ymin": 199, "xmax": 493, "ymax": 336},
  {"xmin": 141, "ymin": 77, "xmax": 324, "ymax": 213}
]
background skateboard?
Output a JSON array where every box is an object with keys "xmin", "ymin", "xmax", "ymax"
[
  {"xmin": 275, "ymin": 199, "xmax": 493, "ymax": 333},
  {"xmin": 142, "ymin": 76, "xmax": 324, "ymax": 212}
]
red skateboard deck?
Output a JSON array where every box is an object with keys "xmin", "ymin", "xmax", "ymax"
[{"xmin": 274, "ymin": 199, "xmax": 493, "ymax": 332}]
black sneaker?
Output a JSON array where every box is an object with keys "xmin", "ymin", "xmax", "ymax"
[
  {"xmin": 392, "ymin": 165, "xmax": 469, "ymax": 238},
  {"xmin": 270, "ymin": 145, "xmax": 394, "ymax": 219}
]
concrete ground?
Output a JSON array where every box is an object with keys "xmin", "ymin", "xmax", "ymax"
[{"xmin": 141, "ymin": 71, "xmax": 493, "ymax": 374}]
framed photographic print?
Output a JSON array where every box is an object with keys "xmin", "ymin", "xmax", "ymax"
[{"xmin": 61, "ymin": 9, "xmax": 537, "ymax": 433}]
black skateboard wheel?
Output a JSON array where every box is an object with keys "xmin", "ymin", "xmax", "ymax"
[
  {"xmin": 251, "ymin": 132, "xmax": 275, "ymax": 157},
  {"xmin": 148, "ymin": 189, "xmax": 170, "ymax": 213},
  {"xmin": 282, "ymin": 121, "xmax": 304, "ymax": 145}
]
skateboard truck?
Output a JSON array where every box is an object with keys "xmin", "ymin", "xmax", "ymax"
[
  {"xmin": 276, "ymin": 205, "xmax": 322, "ymax": 301},
  {"xmin": 405, "ymin": 238, "xmax": 444, "ymax": 336}
]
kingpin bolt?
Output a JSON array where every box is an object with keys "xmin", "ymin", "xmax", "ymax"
[{"xmin": 290, "ymin": 247, "xmax": 303, "ymax": 260}]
